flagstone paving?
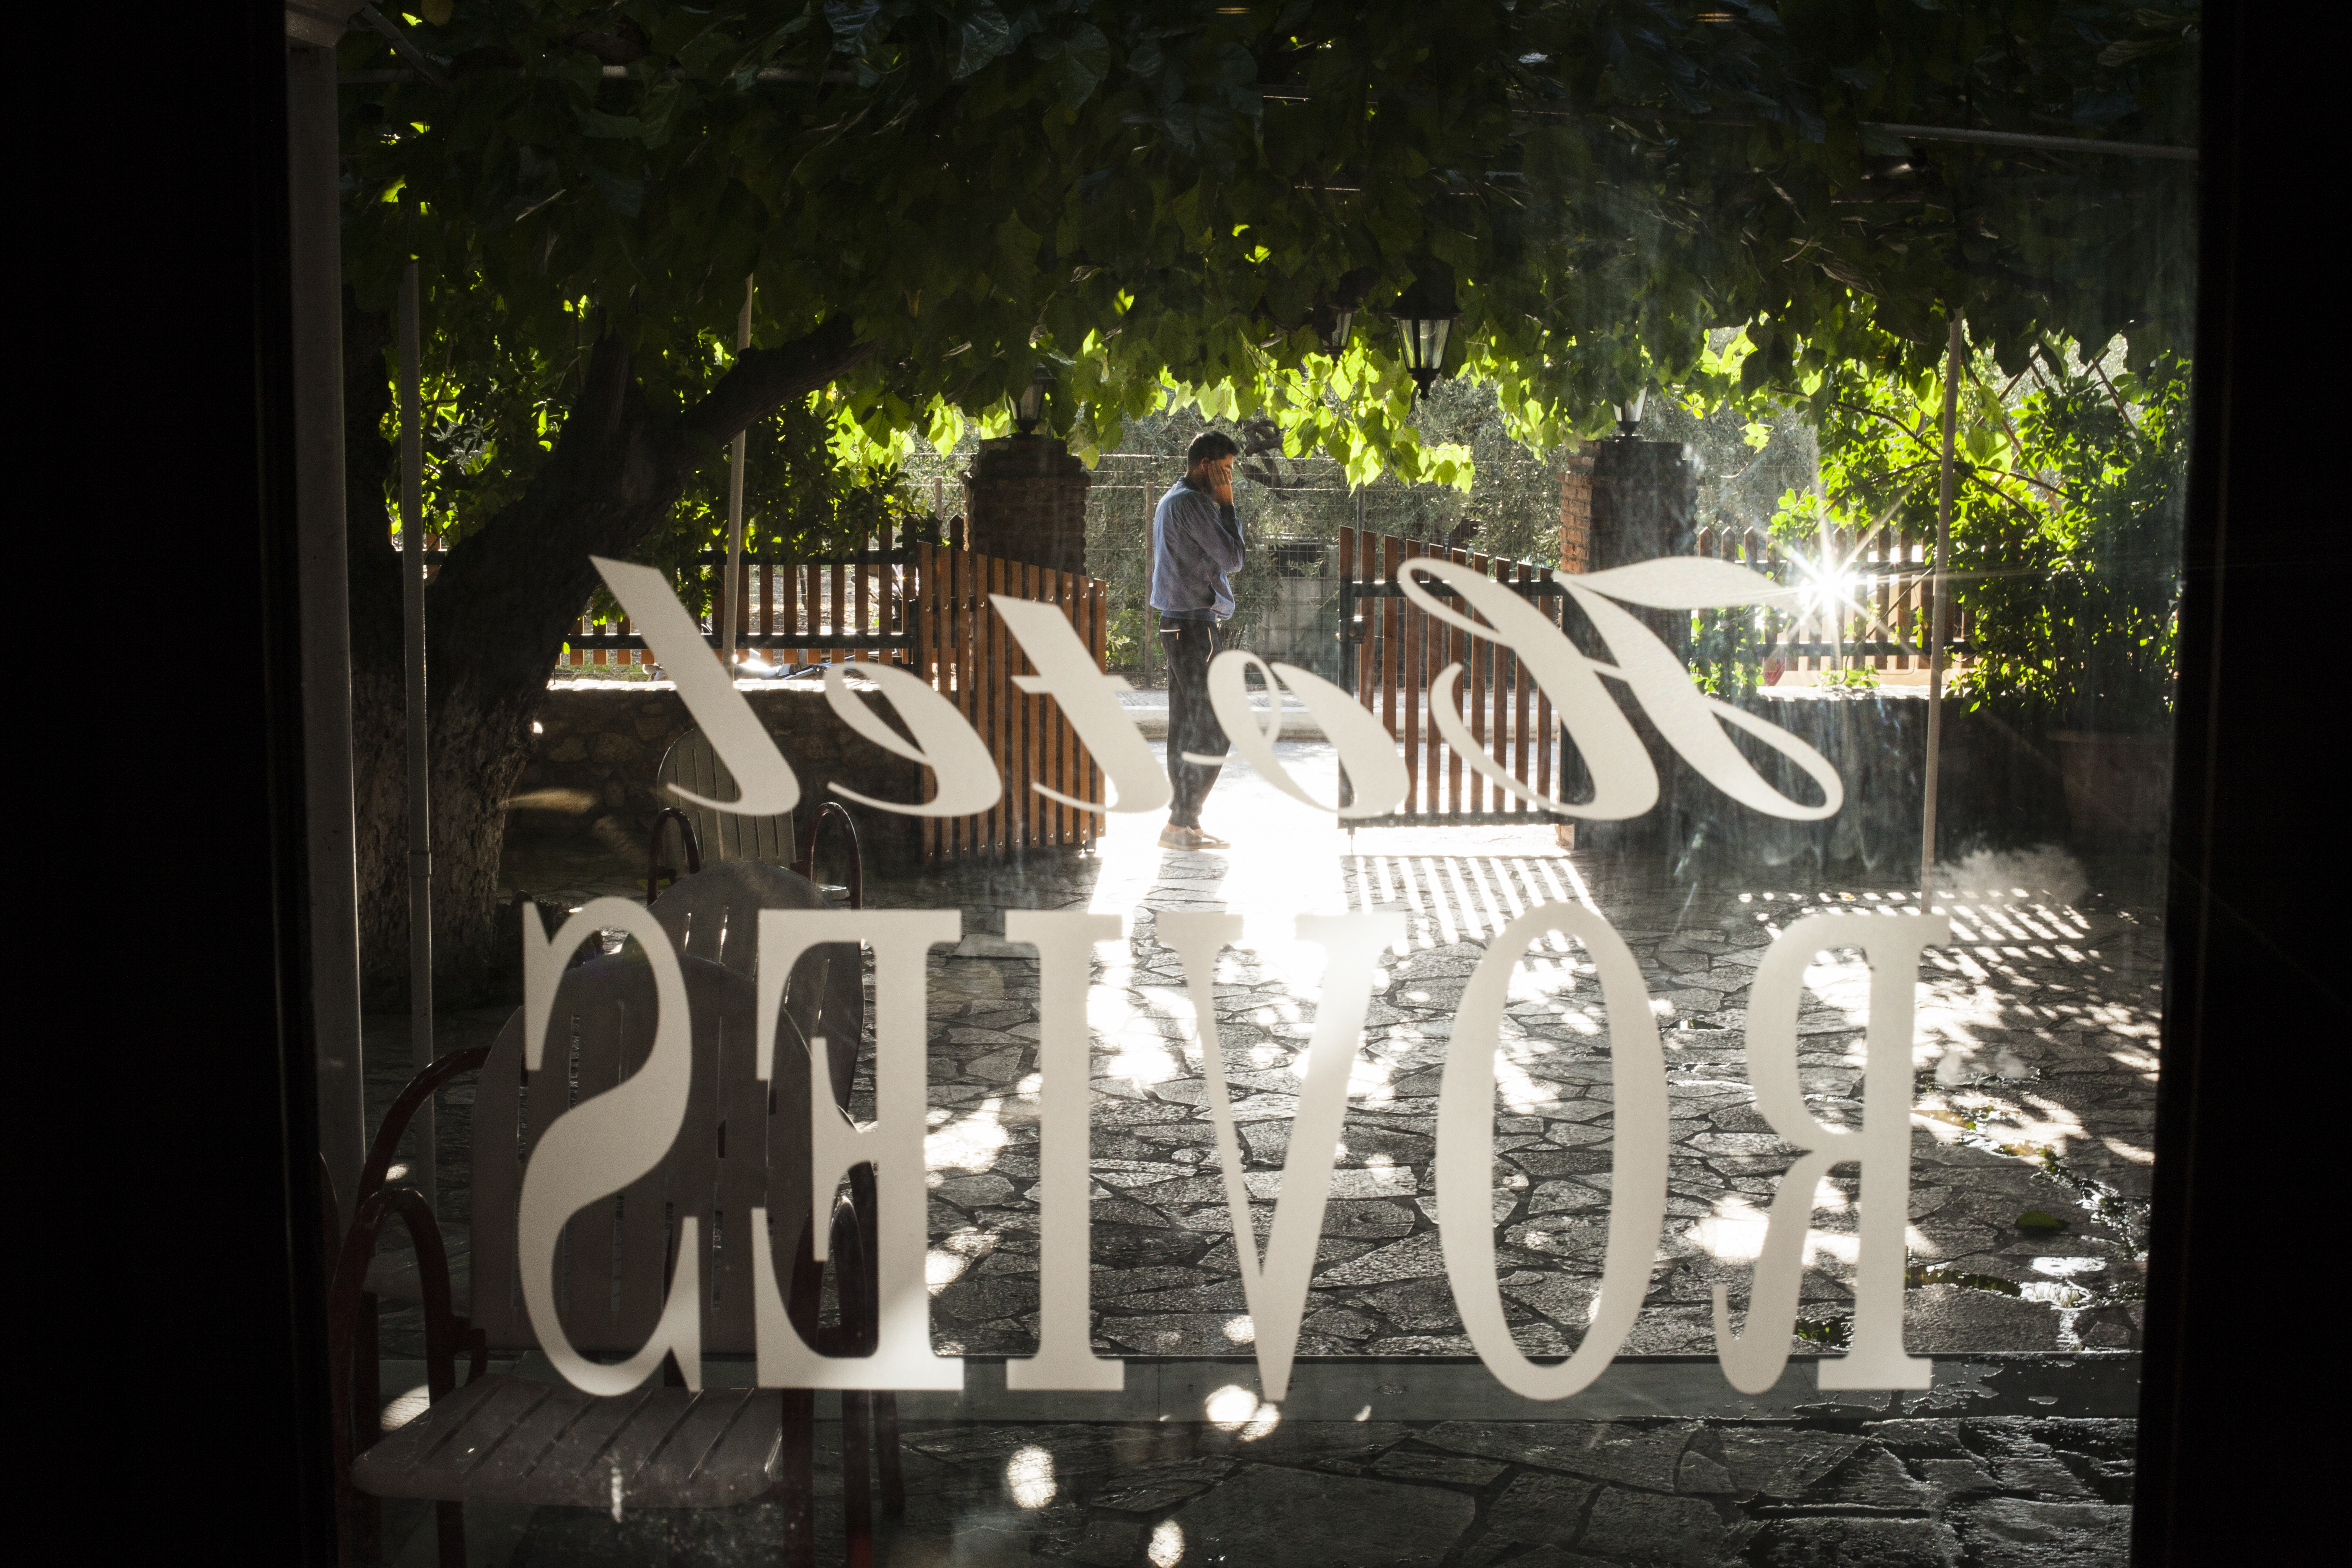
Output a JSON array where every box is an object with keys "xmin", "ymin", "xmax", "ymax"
[
  {"xmin": 848, "ymin": 741, "xmax": 2164, "ymax": 1364},
  {"xmin": 356, "ymin": 741, "xmax": 2161, "ymax": 1563},
  {"xmin": 376, "ymin": 740, "xmax": 2159, "ymax": 1364},
  {"xmin": 449, "ymin": 1413, "xmax": 2135, "ymax": 1567},
  {"xmin": 880, "ymin": 846, "xmax": 2159, "ymax": 1363}
]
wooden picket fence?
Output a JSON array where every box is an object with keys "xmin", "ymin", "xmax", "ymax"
[
  {"xmin": 1686, "ymin": 522, "xmax": 1972, "ymax": 674},
  {"xmin": 1333, "ymin": 521, "xmax": 1975, "ymax": 826},
  {"xmin": 557, "ymin": 524, "xmax": 916, "ymax": 671},
  {"xmin": 552, "ymin": 525, "xmax": 1107, "ymax": 863}
]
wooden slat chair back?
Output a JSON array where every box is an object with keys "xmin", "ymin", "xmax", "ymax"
[
  {"xmin": 467, "ymin": 950, "xmax": 798, "ymax": 1357},
  {"xmin": 652, "ymin": 856, "xmax": 863, "ymax": 1107},
  {"xmin": 657, "ymin": 727, "xmax": 796, "ymax": 866},
  {"xmin": 644, "ymin": 856, "xmax": 900, "ymax": 1533}
]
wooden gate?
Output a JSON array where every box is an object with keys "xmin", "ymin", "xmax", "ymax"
[
  {"xmin": 1683, "ymin": 522, "xmax": 1970, "ymax": 678},
  {"xmin": 1337, "ymin": 527, "xmax": 1576, "ymax": 828},
  {"xmin": 1336, "ymin": 522, "xmax": 1968, "ymax": 829},
  {"xmin": 908, "ymin": 542, "xmax": 1109, "ymax": 863},
  {"xmin": 556, "ymin": 527, "xmax": 1108, "ymax": 864},
  {"xmin": 558, "ymin": 526, "xmax": 921, "ymax": 671}
]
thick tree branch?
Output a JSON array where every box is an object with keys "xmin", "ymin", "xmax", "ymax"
[
  {"xmin": 678, "ymin": 315, "xmax": 873, "ymax": 451},
  {"xmin": 347, "ymin": 314, "xmax": 872, "ymax": 1009}
]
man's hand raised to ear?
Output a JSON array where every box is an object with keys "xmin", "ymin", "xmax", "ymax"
[{"xmin": 1203, "ymin": 455, "xmax": 1235, "ymax": 508}]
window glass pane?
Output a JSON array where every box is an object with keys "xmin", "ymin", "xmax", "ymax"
[{"xmin": 294, "ymin": 6, "xmax": 2194, "ymax": 1562}]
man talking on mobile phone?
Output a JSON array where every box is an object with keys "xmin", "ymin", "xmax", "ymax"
[{"xmin": 1147, "ymin": 431, "xmax": 1246, "ymax": 850}]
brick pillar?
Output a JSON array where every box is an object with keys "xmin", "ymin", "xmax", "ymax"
[
  {"xmin": 1586, "ymin": 438, "xmax": 1700, "ymax": 567},
  {"xmin": 1562, "ymin": 437, "xmax": 1700, "ymax": 644},
  {"xmin": 1557, "ymin": 437, "xmax": 1701, "ymax": 852},
  {"xmin": 1558, "ymin": 451, "xmax": 1595, "ymax": 575},
  {"xmin": 962, "ymin": 435, "xmax": 1091, "ymax": 576}
]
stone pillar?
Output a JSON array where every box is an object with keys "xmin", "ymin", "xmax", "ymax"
[{"xmin": 962, "ymin": 436, "xmax": 1092, "ymax": 576}]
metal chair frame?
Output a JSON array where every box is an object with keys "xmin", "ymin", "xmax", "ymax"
[{"xmin": 646, "ymin": 806, "xmax": 704, "ymax": 904}]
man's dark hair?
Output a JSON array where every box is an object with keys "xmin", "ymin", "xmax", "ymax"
[{"xmin": 1185, "ymin": 430, "xmax": 1240, "ymax": 469}]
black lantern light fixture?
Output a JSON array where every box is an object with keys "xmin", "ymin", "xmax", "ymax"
[
  {"xmin": 1316, "ymin": 267, "xmax": 1379, "ymax": 358},
  {"xmin": 1318, "ymin": 302, "xmax": 1357, "ymax": 355},
  {"xmin": 1392, "ymin": 309, "xmax": 1457, "ymax": 398},
  {"xmin": 1389, "ymin": 271, "xmax": 1460, "ymax": 400},
  {"xmin": 1013, "ymin": 364, "xmax": 1054, "ymax": 435}
]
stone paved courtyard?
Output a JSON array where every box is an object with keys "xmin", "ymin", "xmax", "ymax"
[
  {"xmin": 361, "ymin": 740, "xmax": 2163, "ymax": 1563},
  {"xmin": 464, "ymin": 1412, "xmax": 2135, "ymax": 1568},
  {"xmin": 873, "ymin": 812, "xmax": 2158, "ymax": 1365}
]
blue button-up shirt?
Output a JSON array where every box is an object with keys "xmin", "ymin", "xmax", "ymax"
[{"xmin": 1148, "ymin": 478, "xmax": 1245, "ymax": 621}]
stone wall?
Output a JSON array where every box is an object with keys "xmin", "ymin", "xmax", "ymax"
[
  {"xmin": 1636, "ymin": 692, "xmax": 2071, "ymax": 872},
  {"xmin": 508, "ymin": 678, "xmax": 924, "ymax": 861}
]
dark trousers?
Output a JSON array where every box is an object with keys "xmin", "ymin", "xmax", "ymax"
[{"xmin": 1159, "ymin": 616, "xmax": 1228, "ymax": 827}]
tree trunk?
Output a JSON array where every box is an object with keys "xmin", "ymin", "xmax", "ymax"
[
  {"xmin": 343, "ymin": 308, "xmax": 868, "ymax": 1009},
  {"xmin": 344, "ymin": 294, "xmax": 414, "ymax": 1011}
]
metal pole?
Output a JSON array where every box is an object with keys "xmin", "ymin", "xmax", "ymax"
[
  {"xmin": 720, "ymin": 276, "xmax": 753, "ymax": 673},
  {"xmin": 1142, "ymin": 492, "xmax": 1158, "ymax": 686},
  {"xmin": 400, "ymin": 260, "xmax": 436, "ymax": 1207},
  {"xmin": 286, "ymin": 33, "xmax": 366, "ymax": 1228},
  {"xmin": 1351, "ymin": 483, "xmax": 1367, "ymax": 696},
  {"xmin": 1921, "ymin": 312, "xmax": 1964, "ymax": 905},
  {"xmin": 1814, "ymin": 470, "xmax": 1841, "ymax": 676}
]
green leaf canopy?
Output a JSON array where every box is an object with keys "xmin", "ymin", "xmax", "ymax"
[{"xmin": 341, "ymin": 0, "xmax": 2199, "ymax": 511}]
